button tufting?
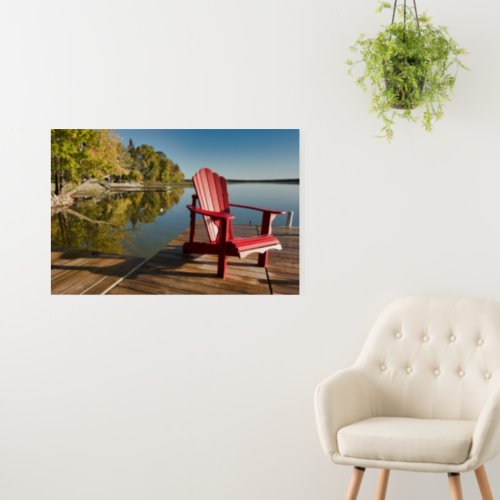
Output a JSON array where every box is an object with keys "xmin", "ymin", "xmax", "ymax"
[
  {"xmin": 458, "ymin": 369, "xmax": 465, "ymax": 377},
  {"xmin": 422, "ymin": 335, "xmax": 429, "ymax": 342},
  {"xmin": 380, "ymin": 363, "xmax": 387, "ymax": 371},
  {"xmin": 434, "ymin": 368, "xmax": 441, "ymax": 376},
  {"xmin": 449, "ymin": 334, "xmax": 456, "ymax": 343},
  {"xmin": 477, "ymin": 338, "xmax": 484, "ymax": 346},
  {"xmin": 485, "ymin": 371, "xmax": 492, "ymax": 380},
  {"xmin": 406, "ymin": 366, "xmax": 413, "ymax": 374},
  {"xmin": 395, "ymin": 332, "xmax": 402, "ymax": 339}
]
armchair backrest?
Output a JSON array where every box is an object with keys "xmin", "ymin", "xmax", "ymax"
[
  {"xmin": 355, "ymin": 297, "xmax": 500, "ymax": 420},
  {"xmin": 192, "ymin": 168, "xmax": 232, "ymax": 243}
]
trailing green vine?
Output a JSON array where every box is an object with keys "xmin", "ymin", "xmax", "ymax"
[{"xmin": 346, "ymin": 1, "xmax": 468, "ymax": 140}]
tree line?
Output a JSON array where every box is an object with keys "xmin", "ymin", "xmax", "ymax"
[{"xmin": 51, "ymin": 129, "xmax": 185, "ymax": 195}]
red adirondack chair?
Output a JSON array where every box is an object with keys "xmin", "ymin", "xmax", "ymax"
[{"xmin": 183, "ymin": 168, "xmax": 286, "ymax": 278}]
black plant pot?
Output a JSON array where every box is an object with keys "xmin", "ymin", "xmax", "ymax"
[{"xmin": 384, "ymin": 57, "xmax": 425, "ymax": 110}]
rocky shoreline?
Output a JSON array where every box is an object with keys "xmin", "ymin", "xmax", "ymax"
[
  {"xmin": 51, "ymin": 179, "xmax": 189, "ymax": 210},
  {"xmin": 51, "ymin": 193, "xmax": 75, "ymax": 209},
  {"xmin": 51, "ymin": 180, "xmax": 107, "ymax": 210}
]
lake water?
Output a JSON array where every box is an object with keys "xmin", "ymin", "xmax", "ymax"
[{"xmin": 51, "ymin": 183, "xmax": 299, "ymax": 258}]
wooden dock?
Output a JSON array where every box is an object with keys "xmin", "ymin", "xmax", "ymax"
[
  {"xmin": 51, "ymin": 248, "xmax": 144, "ymax": 295},
  {"xmin": 51, "ymin": 224, "xmax": 299, "ymax": 295}
]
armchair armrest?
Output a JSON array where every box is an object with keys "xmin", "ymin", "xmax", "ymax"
[
  {"xmin": 186, "ymin": 205, "xmax": 235, "ymax": 220},
  {"xmin": 229, "ymin": 203, "xmax": 286, "ymax": 215},
  {"xmin": 315, "ymin": 368, "xmax": 377, "ymax": 456},
  {"xmin": 471, "ymin": 385, "xmax": 500, "ymax": 464}
]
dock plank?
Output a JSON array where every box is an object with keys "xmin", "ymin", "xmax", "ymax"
[
  {"xmin": 51, "ymin": 223, "xmax": 299, "ymax": 295},
  {"xmin": 51, "ymin": 249, "xmax": 144, "ymax": 295},
  {"xmin": 109, "ymin": 223, "xmax": 299, "ymax": 295}
]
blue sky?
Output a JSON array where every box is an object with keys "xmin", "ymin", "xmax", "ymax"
[{"xmin": 115, "ymin": 129, "xmax": 299, "ymax": 180}]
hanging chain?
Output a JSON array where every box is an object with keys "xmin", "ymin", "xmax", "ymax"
[
  {"xmin": 412, "ymin": 0, "xmax": 421, "ymax": 34},
  {"xmin": 390, "ymin": 0, "xmax": 421, "ymax": 35},
  {"xmin": 391, "ymin": 0, "xmax": 398, "ymax": 24}
]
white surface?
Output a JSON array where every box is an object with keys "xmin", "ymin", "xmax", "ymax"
[{"xmin": 1, "ymin": 0, "xmax": 500, "ymax": 499}]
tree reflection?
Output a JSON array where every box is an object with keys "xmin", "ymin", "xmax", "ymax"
[{"xmin": 51, "ymin": 188, "xmax": 184, "ymax": 255}]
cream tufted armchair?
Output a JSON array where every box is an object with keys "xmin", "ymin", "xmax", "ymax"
[{"xmin": 315, "ymin": 297, "xmax": 500, "ymax": 500}]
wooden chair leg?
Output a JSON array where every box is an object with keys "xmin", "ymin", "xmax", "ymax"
[
  {"xmin": 475, "ymin": 465, "xmax": 494, "ymax": 500},
  {"xmin": 217, "ymin": 253, "xmax": 227, "ymax": 278},
  {"xmin": 448, "ymin": 473, "xmax": 464, "ymax": 500},
  {"xmin": 375, "ymin": 469, "xmax": 390, "ymax": 500},
  {"xmin": 345, "ymin": 466, "xmax": 365, "ymax": 500},
  {"xmin": 258, "ymin": 251, "xmax": 268, "ymax": 267},
  {"xmin": 217, "ymin": 220, "xmax": 229, "ymax": 278}
]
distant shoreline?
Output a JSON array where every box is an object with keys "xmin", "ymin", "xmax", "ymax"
[
  {"xmin": 51, "ymin": 178, "xmax": 299, "ymax": 210},
  {"xmin": 103, "ymin": 179, "xmax": 299, "ymax": 191},
  {"xmin": 225, "ymin": 178, "xmax": 299, "ymax": 184}
]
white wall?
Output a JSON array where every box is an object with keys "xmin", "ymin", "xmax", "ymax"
[{"xmin": 1, "ymin": 0, "xmax": 500, "ymax": 499}]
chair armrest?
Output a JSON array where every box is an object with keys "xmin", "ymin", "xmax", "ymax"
[
  {"xmin": 229, "ymin": 203, "xmax": 286, "ymax": 215},
  {"xmin": 471, "ymin": 385, "xmax": 500, "ymax": 464},
  {"xmin": 186, "ymin": 205, "xmax": 235, "ymax": 220},
  {"xmin": 230, "ymin": 203, "xmax": 285, "ymax": 236},
  {"xmin": 315, "ymin": 368, "xmax": 376, "ymax": 456}
]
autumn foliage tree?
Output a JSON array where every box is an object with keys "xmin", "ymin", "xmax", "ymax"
[
  {"xmin": 51, "ymin": 130, "xmax": 185, "ymax": 194},
  {"xmin": 129, "ymin": 143, "xmax": 184, "ymax": 183},
  {"xmin": 51, "ymin": 129, "xmax": 95, "ymax": 195},
  {"xmin": 86, "ymin": 130, "xmax": 131, "ymax": 181}
]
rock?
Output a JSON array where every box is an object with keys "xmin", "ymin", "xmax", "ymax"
[{"xmin": 51, "ymin": 193, "xmax": 74, "ymax": 209}]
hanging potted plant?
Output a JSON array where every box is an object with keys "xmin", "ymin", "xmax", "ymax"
[{"xmin": 347, "ymin": 0, "xmax": 468, "ymax": 140}]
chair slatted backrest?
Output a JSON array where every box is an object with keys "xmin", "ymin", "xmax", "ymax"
[{"xmin": 193, "ymin": 168, "xmax": 233, "ymax": 242}]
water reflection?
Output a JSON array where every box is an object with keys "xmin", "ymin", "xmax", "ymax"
[
  {"xmin": 51, "ymin": 188, "xmax": 184, "ymax": 256},
  {"xmin": 51, "ymin": 184, "xmax": 299, "ymax": 258}
]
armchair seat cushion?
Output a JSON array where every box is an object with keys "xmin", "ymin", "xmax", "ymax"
[{"xmin": 338, "ymin": 417, "xmax": 476, "ymax": 465}]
